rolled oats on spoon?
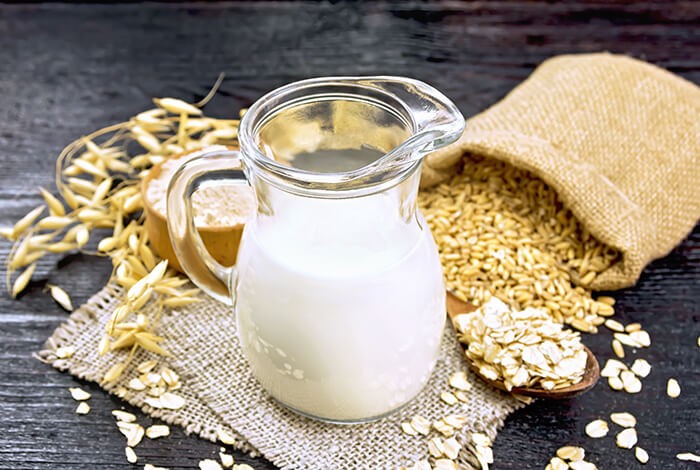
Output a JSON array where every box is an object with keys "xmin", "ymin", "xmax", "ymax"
[{"xmin": 447, "ymin": 294, "xmax": 598, "ymax": 398}]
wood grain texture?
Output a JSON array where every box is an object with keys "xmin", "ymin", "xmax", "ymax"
[{"xmin": 1, "ymin": 2, "xmax": 698, "ymax": 469}]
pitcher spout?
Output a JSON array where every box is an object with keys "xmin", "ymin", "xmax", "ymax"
[
  {"xmin": 364, "ymin": 77, "xmax": 466, "ymax": 153},
  {"xmin": 237, "ymin": 76, "xmax": 465, "ymax": 196}
]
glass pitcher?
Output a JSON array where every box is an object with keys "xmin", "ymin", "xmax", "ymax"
[{"xmin": 167, "ymin": 77, "xmax": 465, "ymax": 423}]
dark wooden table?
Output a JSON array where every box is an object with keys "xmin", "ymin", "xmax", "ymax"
[{"xmin": 1, "ymin": 2, "xmax": 698, "ymax": 469}]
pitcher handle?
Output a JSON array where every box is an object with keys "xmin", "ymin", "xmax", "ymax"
[{"xmin": 166, "ymin": 150, "xmax": 247, "ymax": 306}]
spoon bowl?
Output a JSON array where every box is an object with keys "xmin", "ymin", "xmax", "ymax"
[{"xmin": 446, "ymin": 291, "xmax": 600, "ymax": 399}]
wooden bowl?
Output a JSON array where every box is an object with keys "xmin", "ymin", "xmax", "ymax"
[{"xmin": 141, "ymin": 148, "xmax": 247, "ymax": 273}]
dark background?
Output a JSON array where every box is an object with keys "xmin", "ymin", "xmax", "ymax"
[{"xmin": 1, "ymin": 2, "xmax": 698, "ymax": 469}]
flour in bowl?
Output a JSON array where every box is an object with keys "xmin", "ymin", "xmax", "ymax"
[{"xmin": 145, "ymin": 146, "xmax": 255, "ymax": 227}]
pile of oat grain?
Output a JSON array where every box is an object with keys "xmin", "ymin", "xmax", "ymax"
[{"xmin": 418, "ymin": 155, "xmax": 619, "ymax": 332}]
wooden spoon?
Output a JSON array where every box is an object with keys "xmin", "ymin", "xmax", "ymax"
[{"xmin": 446, "ymin": 291, "xmax": 600, "ymax": 399}]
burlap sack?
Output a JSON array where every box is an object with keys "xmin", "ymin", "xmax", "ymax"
[{"xmin": 422, "ymin": 53, "xmax": 700, "ymax": 289}]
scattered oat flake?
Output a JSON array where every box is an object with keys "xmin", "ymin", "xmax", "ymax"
[
  {"xmin": 454, "ymin": 390, "xmax": 470, "ymax": 403},
  {"xmin": 55, "ymin": 346, "xmax": 75, "ymax": 359},
  {"xmin": 611, "ymin": 332, "xmax": 639, "ymax": 348},
  {"xmin": 433, "ymin": 459, "xmax": 458, "ymax": 470},
  {"xmin": 440, "ymin": 391, "xmax": 458, "ymax": 405},
  {"xmin": 129, "ymin": 429, "xmax": 145, "ymax": 448},
  {"xmin": 569, "ymin": 461, "xmax": 597, "ymax": 470},
  {"xmin": 630, "ymin": 330, "xmax": 651, "ymax": 347},
  {"xmin": 69, "ymin": 387, "xmax": 91, "ymax": 401},
  {"xmin": 401, "ymin": 422, "xmax": 418, "ymax": 436},
  {"xmin": 148, "ymin": 386, "xmax": 166, "ymax": 397},
  {"xmin": 667, "ymin": 378, "xmax": 680, "ymax": 398},
  {"xmin": 161, "ymin": 367, "xmax": 179, "ymax": 386},
  {"xmin": 48, "ymin": 284, "xmax": 73, "ymax": 311},
  {"xmin": 199, "ymin": 460, "xmax": 223, "ymax": 470},
  {"xmin": 448, "ymin": 371, "xmax": 471, "ymax": 391},
  {"xmin": 137, "ymin": 359, "xmax": 158, "ymax": 374},
  {"xmin": 549, "ymin": 457, "xmax": 568, "ymax": 470},
  {"xmin": 616, "ymin": 428, "xmax": 638, "ymax": 449},
  {"xmin": 125, "ymin": 423, "xmax": 145, "ymax": 447},
  {"xmin": 433, "ymin": 419, "xmax": 455, "ymax": 437},
  {"xmin": 471, "ymin": 432, "xmax": 491, "ymax": 448},
  {"xmin": 232, "ymin": 465, "xmax": 254, "ymax": 470},
  {"xmin": 112, "ymin": 410, "xmax": 137, "ymax": 422},
  {"xmin": 677, "ymin": 452, "xmax": 700, "ymax": 462},
  {"xmin": 117, "ymin": 421, "xmax": 136, "ymax": 438},
  {"xmin": 610, "ymin": 412, "xmax": 636, "ymax": 428},
  {"xmin": 443, "ymin": 436, "xmax": 461, "ymax": 460},
  {"xmin": 144, "ymin": 397, "xmax": 162, "ymax": 408},
  {"xmin": 144, "ymin": 372, "xmax": 162, "ymax": 387},
  {"xmin": 428, "ymin": 437, "xmax": 445, "ymax": 458},
  {"xmin": 630, "ymin": 359, "xmax": 651, "ymax": 378},
  {"xmin": 410, "ymin": 415, "xmax": 431, "ymax": 435},
  {"xmin": 125, "ymin": 446, "xmax": 138, "ymax": 464},
  {"xmin": 600, "ymin": 359, "xmax": 627, "ymax": 378},
  {"xmin": 585, "ymin": 419, "xmax": 609, "ymax": 438},
  {"xmin": 443, "ymin": 414, "xmax": 468, "ymax": 429},
  {"xmin": 128, "ymin": 378, "xmax": 147, "ymax": 391},
  {"xmin": 144, "ymin": 465, "xmax": 169, "ymax": 470},
  {"xmin": 217, "ymin": 427, "xmax": 237, "ymax": 445},
  {"xmin": 476, "ymin": 444, "xmax": 494, "ymax": 464},
  {"xmin": 635, "ymin": 446, "xmax": 649, "ymax": 464},
  {"xmin": 219, "ymin": 452, "xmax": 234, "ymax": 468},
  {"xmin": 620, "ymin": 370, "xmax": 642, "ymax": 394},
  {"xmin": 608, "ymin": 376, "xmax": 624, "ymax": 391},
  {"xmin": 75, "ymin": 402, "xmax": 90, "ymax": 415},
  {"xmin": 557, "ymin": 446, "xmax": 585, "ymax": 461},
  {"xmin": 146, "ymin": 424, "xmax": 170, "ymax": 439},
  {"xmin": 158, "ymin": 392, "xmax": 185, "ymax": 409}
]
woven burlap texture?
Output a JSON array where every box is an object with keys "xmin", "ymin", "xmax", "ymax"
[
  {"xmin": 422, "ymin": 53, "xmax": 700, "ymax": 290},
  {"xmin": 39, "ymin": 284, "xmax": 522, "ymax": 469}
]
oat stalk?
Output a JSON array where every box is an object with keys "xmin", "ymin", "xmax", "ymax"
[{"xmin": 1, "ymin": 89, "xmax": 241, "ymax": 382}]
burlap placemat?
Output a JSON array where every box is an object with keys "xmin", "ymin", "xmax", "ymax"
[
  {"xmin": 422, "ymin": 53, "xmax": 700, "ymax": 290},
  {"xmin": 39, "ymin": 284, "xmax": 521, "ymax": 469}
]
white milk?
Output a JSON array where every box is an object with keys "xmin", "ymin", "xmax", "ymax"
[{"xmin": 234, "ymin": 190, "xmax": 445, "ymax": 422}]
